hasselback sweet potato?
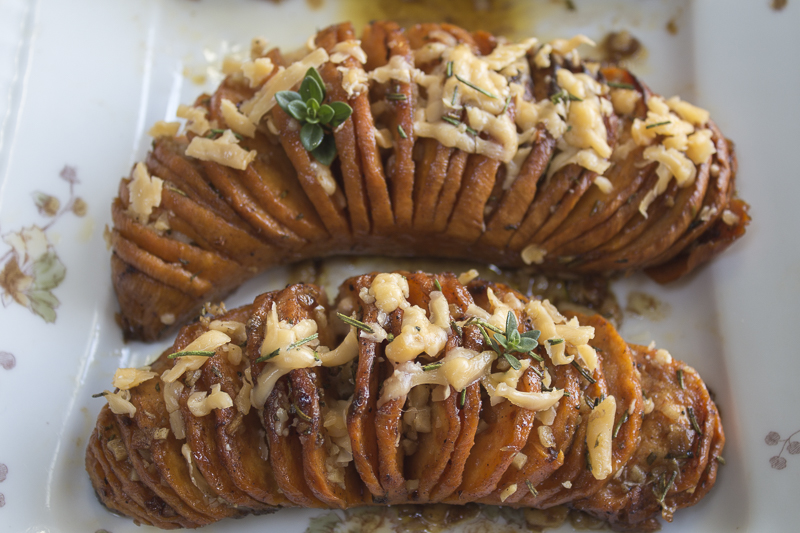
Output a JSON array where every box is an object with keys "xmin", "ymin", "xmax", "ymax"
[
  {"xmin": 109, "ymin": 21, "xmax": 749, "ymax": 340},
  {"xmin": 87, "ymin": 272, "xmax": 723, "ymax": 530}
]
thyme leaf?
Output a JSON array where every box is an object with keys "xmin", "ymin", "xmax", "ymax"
[{"xmin": 168, "ymin": 350, "xmax": 215, "ymax": 359}]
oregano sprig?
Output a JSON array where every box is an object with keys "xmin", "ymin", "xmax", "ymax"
[{"xmin": 275, "ymin": 67, "xmax": 353, "ymax": 166}]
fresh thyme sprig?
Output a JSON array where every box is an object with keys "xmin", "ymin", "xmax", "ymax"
[
  {"xmin": 275, "ymin": 67, "xmax": 353, "ymax": 166},
  {"xmin": 646, "ymin": 120, "xmax": 672, "ymax": 129},
  {"xmin": 478, "ymin": 311, "xmax": 542, "ymax": 370}
]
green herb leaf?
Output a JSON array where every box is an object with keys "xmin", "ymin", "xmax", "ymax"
[
  {"xmin": 455, "ymin": 74, "xmax": 497, "ymax": 99},
  {"xmin": 503, "ymin": 352, "xmax": 522, "ymax": 371},
  {"xmin": 286, "ymin": 333, "xmax": 319, "ymax": 352},
  {"xmin": 687, "ymin": 406, "xmax": 703, "ymax": 435},
  {"xmin": 459, "ymin": 388, "xmax": 466, "ymax": 407},
  {"xmin": 571, "ymin": 360, "xmax": 596, "ymax": 384},
  {"xmin": 318, "ymin": 104, "xmax": 335, "ymax": 125},
  {"xmin": 336, "ymin": 312, "xmax": 374, "ymax": 334},
  {"xmin": 255, "ymin": 348, "xmax": 280, "ymax": 363},
  {"xmin": 434, "ymin": 279, "xmax": 442, "ymax": 292},
  {"xmin": 422, "ymin": 362, "xmax": 444, "ymax": 372},
  {"xmin": 613, "ymin": 409, "xmax": 629, "ymax": 439},
  {"xmin": 287, "ymin": 99, "xmax": 308, "ymax": 122},
  {"xmin": 442, "ymin": 115, "xmax": 461, "ymax": 127},
  {"xmin": 329, "ymin": 101, "xmax": 353, "ymax": 128},
  {"xmin": 550, "ymin": 89, "xmax": 583, "ymax": 104},
  {"xmin": 300, "ymin": 74, "xmax": 324, "ymax": 104},
  {"xmin": 276, "ymin": 91, "xmax": 302, "ymax": 113},
  {"xmin": 521, "ymin": 330, "xmax": 541, "ymax": 341},
  {"xmin": 300, "ymin": 123, "xmax": 325, "ymax": 152},
  {"xmin": 304, "ymin": 67, "xmax": 326, "ymax": 100},
  {"xmin": 168, "ymin": 350, "xmax": 216, "ymax": 359},
  {"xmin": 387, "ymin": 93, "xmax": 407, "ymax": 101},
  {"xmin": 397, "ymin": 124, "xmax": 408, "ymax": 139},
  {"xmin": 646, "ymin": 120, "xmax": 671, "ymax": 129},
  {"xmin": 311, "ymin": 134, "xmax": 338, "ymax": 166}
]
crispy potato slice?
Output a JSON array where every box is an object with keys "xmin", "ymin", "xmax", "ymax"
[{"xmin": 573, "ymin": 343, "xmax": 723, "ymax": 529}]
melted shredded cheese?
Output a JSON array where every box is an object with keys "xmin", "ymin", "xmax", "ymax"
[
  {"xmin": 112, "ymin": 368, "xmax": 157, "ymax": 390},
  {"xmin": 148, "ymin": 121, "xmax": 180, "ymax": 138},
  {"xmin": 127, "ymin": 163, "xmax": 163, "ymax": 224},
  {"xmin": 241, "ymin": 47, "xmax": 329, "ymax": 123},
  {"xmin": 162, "ymin": 330, "xmax": 231, "ymax": 383},
  {"xmin": 586, "ymin": 395, "xmax": 616, "ymax": 480},
  {"xmin": 241, "ymin": 57, "xmax": 274, "ymax": 88},
  {"xmin": 177, "ymin": 104, "xmax": 211, "ymax": 136},
  {"xmin": 220, "ymin": 99, "xmax": 256, "ymax": 138},
  {"xmin": 185, "ymin": 129, "xmax": 257, "ymax": 170}
]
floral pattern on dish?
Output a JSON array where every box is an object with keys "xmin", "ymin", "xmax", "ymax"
[
  {"xmin": 0, "ymin": 166, "xmax": 86, "ymax": 323},
  {"xmin": 0, "ymin": 352, "xmax": 15, "ymax": 370},
  {"xmin": 765, "ymin": 430, "xmax": 800, "ymax": 470},
  {"xmin": 0, "ymin": 462, "xmax": 7, "ymax": 507}
]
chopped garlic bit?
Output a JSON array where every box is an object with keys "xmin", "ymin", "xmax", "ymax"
[
  {"xmin": 187, "ymin": 383, "xmax": 234, "ymax": 417},
  {"xmin": 722, "ymin": 209, "xmax": 740, "ymax": 226},
  {"xmin": 521, "ymin": 243, "xmax": 547, "ymax": 265},
  {"xmin": 209, "ymin": 320, "xmax": 247, "ymax": 345},
  {"xmin": 104, "ymin": 389, "xmax": 136, "ymax": 417},
  {"xmin": 330, "ymin": 40, "xmax": 367, "ymax": 64},
  {"xmin": 458, "ymin": 269, "xmax": 480, "ymax": 284},
  {"xmin": 107, "ymin": 438, "xmax": 128, "ymax": 461},
  {"xmin": 337, "ymin": 66, "xmax": 369, "ymax": 98},
  {"xmin": 500, "ymin": 484, "xmax": 518, "ymax": 502},
  {"xmin": 512, "ymin": 451, "xmax": 529, "ymax": 470},
  {"xmin": 185, "ymin": 129, "xmax": 257, "ymax": 171},
  {"xmin": 112, "ymin": 368, "xmax": 157, "ymax": 390}
]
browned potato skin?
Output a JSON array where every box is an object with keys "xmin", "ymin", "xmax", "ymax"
[
  {"xmin": 87, "ymin": 275, "xmax": 724, "ymax": 530},
  {"xmin": 110, "ymin": 21, "xmax": 749, "ymax": 342}
]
